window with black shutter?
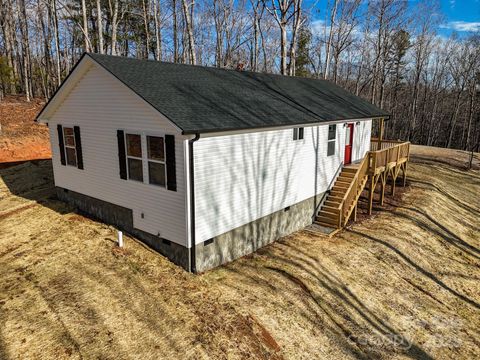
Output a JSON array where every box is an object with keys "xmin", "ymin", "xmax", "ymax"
[
  {"xmin": 118, "ymin": 132, "xmax": 176, "ymax": 191},
  {"xmin": 58, "ymin": 125, "xmax": 83, "ymax": 169}
]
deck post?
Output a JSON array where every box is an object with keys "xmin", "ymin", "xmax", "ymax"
[
  {"xmin": 380, "ymin": 172, "xmax": 386, "ymax": 205},
  {"xmin": 391, "ymin": 169, "xmax": 396, "ymax": 196},
  {"xmin": 402, "ymin": 163, "xmax": 407, "ymax": 187},
  {"xmin": 368, "ymin": 175, "xmax": 374, "ymax": 215},
  {"xmin": 377, "ymin": 118, "xmax": 384, "ymax": 150}
]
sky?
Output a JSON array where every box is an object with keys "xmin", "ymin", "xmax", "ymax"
[
  {"xmin": 438, "ymin": 0, "xmax": 480, "ymax": 35},
  {"xmin": 309, "ymin": 0, "xmax": 479, "ymax": 38}
]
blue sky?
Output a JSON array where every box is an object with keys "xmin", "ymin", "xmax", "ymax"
[
  {"xmin": 438, "ymin": 0, "xmax": 480, "ymax": 35},
  {"xmin": 309, "ymin": 0, "xmax": 479, "ymax": 37}
]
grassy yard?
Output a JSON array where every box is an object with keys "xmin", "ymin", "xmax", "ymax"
[{"xmin": 0, "ymin": 146, "xmax": 479, "ymax": 359}]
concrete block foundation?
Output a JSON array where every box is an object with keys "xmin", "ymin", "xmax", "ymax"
[
  {"xmin": 56, "ymin": 187, "xmax": 190, "ymax": 270},
  {"xmin": 194, "ymin": 193, "xmax": 323, "ymax": 272},
  {"xmin": 56, "ymin": 187, "xmax": 323, "ymax": 273}
]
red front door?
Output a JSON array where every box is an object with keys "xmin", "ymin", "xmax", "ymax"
[{"xmin": 344, "ymin": 123, "xmax": 354, "ymax": 164}]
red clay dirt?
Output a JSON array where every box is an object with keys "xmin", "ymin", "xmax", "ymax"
[{"xmin": 0, "ymin": 96, "xmax": 50, "ymax": 163}]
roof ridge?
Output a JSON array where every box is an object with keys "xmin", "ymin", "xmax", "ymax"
[{"xmin": 86, "ymin": 52, "xmax": 333, "ymax": 83}]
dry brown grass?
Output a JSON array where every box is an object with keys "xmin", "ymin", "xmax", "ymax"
[{"xmin": 0, "ymin": 146, "xmax": 479, "ymax": 359}]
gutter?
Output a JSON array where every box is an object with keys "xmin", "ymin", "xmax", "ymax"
[
  {"xmin": 180, "ymin": 115, "xmax": 390, "ymax": 135},
  {"xmin": 188, "ymin": 133, "xmax": 200, "ymax": 273}
]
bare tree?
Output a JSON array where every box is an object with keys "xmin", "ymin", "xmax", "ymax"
[
  {"xmin": 96, "ymin": 0, "xmax": 104, "ymax": 54},
  {"xmin": 264, "ymin": 0, "xmax": 295, "ymax": 75},
  {"xmin": 182, "ymin": 0, "xmax": 196, "ymax": 64},
  {"xmin": 153, "ymin": 0, "xmax": 162, "ymax": 60},
  {"xmin": 324, "ymin": 0, "xmax": 338, "ymax": 80},
  {"xmin": 81, "ymin": 0, "xmax": 91, "ymax": 52}
]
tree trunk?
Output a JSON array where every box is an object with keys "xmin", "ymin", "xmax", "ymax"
[
  {"xmin": 96, "ymin": 0, "xmax": 104, "ymax": 54},
  {"xmin": 82, "ymin": 0, "xmax": 90, "ymax": 51},
  {"xmin": 446, "ymin": 90, "xmax": 462, "ymax": 148},
  {"xmin": 280, "ymin": 21, "xmax": 287, "ymax": 75},
  {"xmin": 324, "ymin": 0, "xmax": 338, "ymax": 80},
  {"xmin": 50, "ymin": 0, "xmax": 62, "ymax": 86},
  {"xmin": 142, "ymin": 0, "xmax": 151, "ymax": 58},
  {"xmin": 18, "ymin": 0, "xmax": 31, "ymax": 100},
  {"xmin": 153, "ymin": 0, "xmax": 162, "ymax": 60},
  {"xmin": 110, "ymin": 0, "xmax": 119, "ymax": 55},
  {"xmin": 172, "ymin": 0, "xmax": 179, "ymax": 62},
  {"xmin": 181, "ymin": 0, "xmax": 196, "ymax": 65}
]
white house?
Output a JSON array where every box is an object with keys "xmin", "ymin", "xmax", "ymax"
[{"xmin": 36, "ymin": 53, "xmax": 388, "ymax": 272}]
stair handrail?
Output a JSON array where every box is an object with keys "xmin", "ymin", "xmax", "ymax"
[{"xmin": 337, "ymin": 154, "xmax": 370, "ymax": 227}]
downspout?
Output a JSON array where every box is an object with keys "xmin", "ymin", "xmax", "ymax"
[{"xmin": 188, "ymin": 133, "xmax": 200, "ymax": 273}]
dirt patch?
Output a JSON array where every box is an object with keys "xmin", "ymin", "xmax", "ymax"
[
  {"xmin": 0, "ymin": 148, "xmax": 479, "ymax": 359},
  {"xmin": 0, "ymin": 96, "xmax": 50, "ymax": 163}
]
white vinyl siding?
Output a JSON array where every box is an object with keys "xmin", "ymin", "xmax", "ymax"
[
  {"xmin": 48, "ymin": 64, "xmax": 189, "ymax": 246},
  {"xmin": 352, "ymin": 120, "xmax": 372, "ymax": 162},
  {"xmin": 193, "ymin": 120, "xmax": 372, "ymax": 243}
]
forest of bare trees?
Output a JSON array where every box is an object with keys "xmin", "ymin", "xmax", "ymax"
[{"xmin": 0, "ymin": 0, "xmax": 479, "ymax": 151}]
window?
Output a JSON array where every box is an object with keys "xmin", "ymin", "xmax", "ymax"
[
  {"xmin": 147, "ymin": 136, "xmax": 166, "ymax": 187},
  {"xmin": 327, "ymin": 124, "xmax": 336, "ymax": 156},
  {"xmin": 125, "ymin": 133, "xmax": 143, "ymax": 181},
  {"xmin": 63, "ymin": 127, "xmax": 77, "ymax": 166},
  {"xmin": 293, "ymin": 127, "xmax": 304, "ymax": 140},
  {"xmin": 123, "ymin": 133, "xmax": 168, "ymax": 187}
]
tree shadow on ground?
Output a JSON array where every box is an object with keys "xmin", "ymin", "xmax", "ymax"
[
  {"xmin": 348, "ymin": 229, "xmax": 480, "ymax": 311},
  {"xmin": 0, "ymin": 160, "xmax": 71, "ymax": 215},
  {"xmin": 220, "ymin": 238, "xmax": 434, "ymax": 360}
]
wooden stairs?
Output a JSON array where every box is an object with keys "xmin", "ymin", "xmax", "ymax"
[
  {"xmin": 315, "ymin": 161, "xmax": 369, "ymax": 229},
  {"xmin": 314, "ymin": 138, "xmax": 410, "ymax": 231}
]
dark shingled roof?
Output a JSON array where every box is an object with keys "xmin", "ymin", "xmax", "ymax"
[{"xmin": 88, "ymin": 53, "xmax": 389, "ymax": 134}]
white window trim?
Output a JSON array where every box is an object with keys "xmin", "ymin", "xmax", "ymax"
[
  {"xmin": 63, "ymin": 126, "xmax": 78, "ymax": 167},
  {"xmin": 327, "ymin": 124, "xmax": 337, "ymax": 156},
  {"xmin": 123, "ymin": 131, "xmax": 169, "ymax": 189}
]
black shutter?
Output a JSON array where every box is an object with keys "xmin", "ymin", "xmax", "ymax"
[
  {"xmin": 73, "ymin": 126, "xmax": 84, "ymax": 169},
  {"xmin": 165, "ymin": 135, "xmax": 176, "ymax": 191},
  {"xmin": 117, "ymin": 130, "xmax": 127, "ymax": 180},
  {"xmin": 57, "ymin": 124, "xmax": 66, "ymax": 165}
]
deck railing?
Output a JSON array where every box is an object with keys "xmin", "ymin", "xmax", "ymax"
[
  {"xmin": 370, "ymin": 138, "xmax": 406, "ymax": 151},
  {"xmin": 368, "ymin": 140, "xmax": 410, "ymax": 174}
]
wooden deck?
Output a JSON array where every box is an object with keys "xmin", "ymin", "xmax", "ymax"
[{"xmin": 316, "ymin": 139, "xmax": 410, "ymax": 229}]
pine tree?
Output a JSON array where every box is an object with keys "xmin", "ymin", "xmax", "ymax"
[{"xmin": 295, "ymin": 26, "xmax": 311, "ymax": 78}]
